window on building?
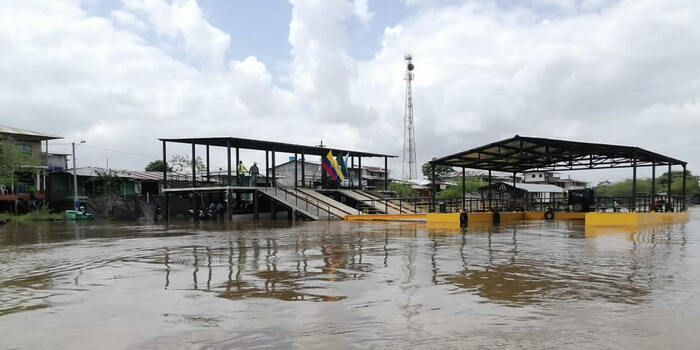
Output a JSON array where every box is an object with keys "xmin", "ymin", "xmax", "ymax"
[{"xmin": 14, "ymin": 144, "xmax": 32, "ymax": 155}]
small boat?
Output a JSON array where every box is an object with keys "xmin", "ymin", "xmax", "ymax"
[{"xmin": 65, "ymin": 210, "xmax": 95, "ymax": 220}]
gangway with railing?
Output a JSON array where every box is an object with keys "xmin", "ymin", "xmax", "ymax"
[
  {"xmin": 336, "ymin": 189, "xmax": 417, "ymax": 214},
  {"xmin": 259, "ymin": 186, "xmax": 354, "ymax": 220}
]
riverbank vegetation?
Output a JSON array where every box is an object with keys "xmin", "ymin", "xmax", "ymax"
[
  {"xmin": 438, "ymin": 178, "xmax": 486, "ymax": 200},
  {"xmin": 388, "ymin": 182, "xmax": 418, "ymax": 198},
  {"xmin": 596, "ymin": 171, "xmax": 699, "ymax": 197},
  {"xmin": 0, "ymin": 206, "xmax": 63, "ymax": 223}
]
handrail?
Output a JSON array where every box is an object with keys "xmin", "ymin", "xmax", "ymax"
[
  {"xmin": 275, "ymin": 185, "xmax": 338, "ymax": 218},
  {"xmin": 351, "ymin": 194, "xmax": 688, "ymax": 214}
]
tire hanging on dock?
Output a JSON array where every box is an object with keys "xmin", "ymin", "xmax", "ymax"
[
  {"xmin": 492, "ymin": 210, "xmax": 500, "ymax": 224},
  {"xmin": 544, "ymin": 210, "xmax": 555, "ymax": 220},
  {"xmin": 460, "ymin": 212, "xmax": 468, "ymax": 227}
]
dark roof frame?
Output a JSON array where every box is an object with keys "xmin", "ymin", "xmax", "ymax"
[
  {"xmin": 430, "ymin": 135, "xmax": 686, "ymax": 173},
  {"xmin": 159, "ymin": 137, "xmax": 396, "ymax": 158}
]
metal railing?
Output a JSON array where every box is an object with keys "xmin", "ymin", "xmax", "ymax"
[
  {"xmin": 353, "ymin": 195, "xmax": 690, "ymax": 214},
  {"xmin": 266, "ymin": 185, "xmax": 334, "ymax": 220}
]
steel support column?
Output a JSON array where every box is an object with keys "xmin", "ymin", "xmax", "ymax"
[
  {"xmin": 632, "ymin": 159, "xmax": 637, "ymax": 212},
  {"xmin": 668, "ymin": 164, "xmax": 672, "ymax": 206},
  {"xmin": 351, "ymin": 156, "xmax": 355, "ymax": 188},
  {"xmin": 271, "ymin": 149, "xmax": 276, "ymax": 187},
  {"xmin": 235, "ymin": 147, "xmax": 240, "ymax": 186},
  {"xmin": 488, "ymin": 170, "xmax": 492, "ymax": 211},
  {"xmin": 431, "ymin": 163, "xmax": 436, "ymax": 212},
  {"xmin": 253, "ymin": 191, "xmax": 259, "ymax": 220},
  {"xmin": 265, "ymin": 150, "xmax": 269, "ymax": 186},
  {"xmin": 191, "ymin": 142, "xmax": 196, "ymax": 188},
  {"xmin": 358, "ymin": 157, "xmax": 363, "ymax": 190},
  {"xmin": 294, "ymin": 152, "xmax": 298, "ymax": 189},
  {"xmin": 226, "ymin": 140, "xmax": 231, "ymax": 186},
  {"xmin": 162, "ymin": 140, "xmax": 168, "ymax": 221},
  {"xmin": 462, "ymin": 167, "xmax": 466, "ymax": 211},
  {"xmin": 206, "ymin": 145, "xmax": 210, "ymax": 183},
  {"xmin": 301, "ymin": 152, "xmax": 305, "ymax": 188},
  {"xmin": 384, "ymin": 156, "xmax": 388, "ymax": 191},
  {"xmin": 682, "ymin": 164, "xmax": 687, "ymax": 211},
  {"xmin": 651, "ymin": 162, "xmax": 656, "ymax": 196},
  {"xmin": 191, "ymin": 142, "xmax": 197, "ymax": 221}
]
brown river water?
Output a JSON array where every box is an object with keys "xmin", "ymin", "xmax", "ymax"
[{"xmin": 1, "ymin": 209, "xmax": 699, "ymax": 349}]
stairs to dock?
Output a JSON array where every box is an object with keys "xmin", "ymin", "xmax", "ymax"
[
  {"xmin": 337, "ymin": 189, "xmax": 416, "ymax": 214},
  {"xmin": 258, "ymin": 186, "xmax": 355, "ymax": 220}
]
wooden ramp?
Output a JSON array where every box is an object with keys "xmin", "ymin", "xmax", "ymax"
[{"xmin": 337, "ymin": 189, "xmax": 415, "ymax": 214}]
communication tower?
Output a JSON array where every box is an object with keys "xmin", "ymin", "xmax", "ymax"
[{"xmin": 402, "ymin": 54, "xmax": 417, "ymax": 180}]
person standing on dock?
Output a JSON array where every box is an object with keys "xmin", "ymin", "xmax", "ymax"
[
  {"xmin": 237, "ymin": 160, "xmax": 247, "ymax": 176},
  {"xmin": 249, "ymin": 162, "xmax": 259, "ymax": 186}
]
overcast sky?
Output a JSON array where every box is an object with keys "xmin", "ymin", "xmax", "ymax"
[{"xmin": 1, "ymin": 0, "xmax": 698, "ymax": 183}]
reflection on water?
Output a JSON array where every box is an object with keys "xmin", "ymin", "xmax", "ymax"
[{"xmin": 0, "ymin": 210, "xmax": 699, "ymax": 348}]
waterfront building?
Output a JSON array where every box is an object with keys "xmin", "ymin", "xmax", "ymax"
[{"xmin": 0, "ymin": 125, "xmax": 64, "ymax": 211}]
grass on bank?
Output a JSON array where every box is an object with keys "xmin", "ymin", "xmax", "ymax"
[{"xmin": 0, "ymin": 206, "xmax": 64, "ymax": 223}]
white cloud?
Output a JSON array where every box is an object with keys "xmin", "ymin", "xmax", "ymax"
[
  {"xmin": 352, "ymin": 0, "xmax": 374, "ymax": 25},
  {"xmin": 110, "ymin": 9, "xmax": 147, "ymax": 31},
  {"xmin": 121, "ymin": 0, "xmax": 231, "ymax": 67},
  {"xmin": 0, "ymin": 0, "xmax": 699, "ymax": 182},
  {"xmin": 352, "ymin": 0, "xmax": 700, "ymax": 178}
]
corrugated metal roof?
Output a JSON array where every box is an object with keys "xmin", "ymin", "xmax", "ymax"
[
  {"xmin": 0, "ymin": 125, "xmax": 62, "ymax": 140},
  {"xmin": 431, "ymin": 134, "xmax": 686, "ymax": 172},
  {"xmin": 160, "ymin": 136, "xmax": 396, "ymax": 158}
]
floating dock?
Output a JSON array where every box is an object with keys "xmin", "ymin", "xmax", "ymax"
[{"xmin": 345, "ymin": 211, "xmax": 688, "ymax": 227}]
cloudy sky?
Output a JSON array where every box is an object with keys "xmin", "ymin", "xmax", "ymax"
[{"xmin": 1, "ymin": 0, "xmax": 698, "ymax": 182}]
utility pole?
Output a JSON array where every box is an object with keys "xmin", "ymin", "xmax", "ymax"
[
  {"xmin": 402, "ymin": 54, "xmax": 417, "ymax": 180},
  {"xmin": 72, "ymin": 142, "xmax": 78, "ymax": 209},
  {"xmin": 72, "ymin": 140, "xmax": 85, "ymax": 209}
]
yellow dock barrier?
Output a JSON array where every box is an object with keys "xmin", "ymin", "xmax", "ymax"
[
  {"xmin": 344, "ymin": 213, "xmax": 426, "ymax": 222},
  {"xmin": 344, "ymin": 210, "xmax": 689, "ymax": 228},
  {"xmin": 585, "ymin": 211, "xmax": 689, "ymax": 226}
]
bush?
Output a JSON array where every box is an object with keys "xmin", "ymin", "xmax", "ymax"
[{"xmin": 388, "ymin": 182, "xmax": 418, "ymax": 198}]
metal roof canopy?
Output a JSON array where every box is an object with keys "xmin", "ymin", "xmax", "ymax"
[
  {"xmin": 430, "ymin": 135, "xmax": 686, "ymax": 172},
  {"xmin": 159, "ymin": 137, "xmax": 396, "ymax": 158},
  {"xmin": 479, "ymin": 182, "xmax": 568, "ymax": 193},
  {"xmin": 0, "ymin": 125, "xmax": 62, "ymax": 142}
]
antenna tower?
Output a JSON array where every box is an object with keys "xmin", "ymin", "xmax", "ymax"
[{"xmin": 402, "ymin": 54, "xmax": 417, "ymax": 180}]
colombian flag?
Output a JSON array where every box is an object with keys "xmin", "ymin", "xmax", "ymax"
[{"xmin": 322, "ymin": 150, "xmax": 345, "ymax": 181}]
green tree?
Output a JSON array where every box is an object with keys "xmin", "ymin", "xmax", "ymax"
[
  {"xmin": 421, "ymin": 161, "xmax": 454, "ymax": 180},
  {"xmin": 388, "ymin": 181, "xmax": 418, "ymax": 198},
  {"xmin": 169, "ymin": 154, "xmax": 205, "ymax": 173},
  {"xmin": 596, "ymin": 171, "xmax": 698, "ymax": 197},
  {"xmin": 437, "ymin": 177, "xmax": 486, "ymax": 200},
  {"xmin": 89, "ymin": 169, "xmax": 125, "ymax": 198},
  {"xmin": 145, "ymin": 160, "xmax": 173, "ymax": 172},
  {"xmin": 0, "ymin": 137, "xmax": 39, "ymax": 187},
  {"xmin": 658, "ymin": 171, "xmax": 692, "ymax": 188}
]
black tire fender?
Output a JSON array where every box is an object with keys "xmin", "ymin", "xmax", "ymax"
[
  {"xmin": 492, "ymin": 210, "xmax": 500, "ymax": 224},
  {"xmin": 544, "ymin": 211, "xmax": 555, "ymax": 220}
]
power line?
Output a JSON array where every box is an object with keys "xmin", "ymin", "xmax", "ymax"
[
  {"xmin": 50, "ymin": 143, "xmax": 158, "ymax": 159},
  {"xmin": 81, "ymin": 144, "xmax": 158, "ymax": 159}
]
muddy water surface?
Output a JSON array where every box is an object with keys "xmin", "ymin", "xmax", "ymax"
[{"xmin": 1, "ymin": 209, "xmax": 699, "ymax": 349}]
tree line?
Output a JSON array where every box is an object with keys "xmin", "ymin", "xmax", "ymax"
[{"xmin": 596, "ymin": 171, "xmax": 699, "ymax": 197}]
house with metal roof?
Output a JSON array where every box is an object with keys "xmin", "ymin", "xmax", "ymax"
[
  {"xmin": 478, "ymin": 182, "xmax": 568, "ymax": 211},
  {"xmin": 48, "ymin": 167, "xmax": 194, "ymax": 207},
  {"xmin": 0, "ymin": 125, "xmax": 64, "ymax": 210}
]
